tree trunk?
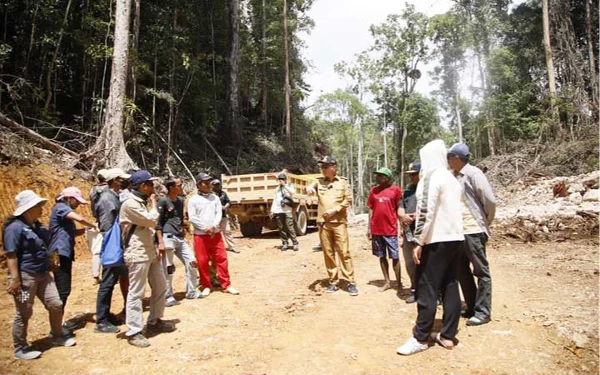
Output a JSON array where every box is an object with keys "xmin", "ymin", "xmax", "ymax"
[
  {"xmin": 229, "ymin": 0, "xmax": 241, "ymax": 142},
  {"xmin": 542, "ymin": 0, "xmax": 557, "ymax": 116},
  {"xmin": 91, "ymin": 0, "xmax": 135, "ymax": 170},
  {"xmin": 44, "ymin": 0, "xmax": 74, "ymax": 112},
  {"xmin": 382, "ymin": 110, "xmax": 388, "ymax": 168},
  {"xmin": 261, "ymin": 0, "xmax": 269, "ymax": 132},
  {"xmin": 131, "ymin": 0, "xmax": 141, "ymax": 102},
  {"xmin": 283, "ymin": 0, "xmax": 292, "ymax": 147},
  {"xmin": 455, "ymin": 91, "xmax": 463, "ymax": 143},
  {"xmin": 586, "ymin": 0, "xmax": 598, "ymax": 110}
]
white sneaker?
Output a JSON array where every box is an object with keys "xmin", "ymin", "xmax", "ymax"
[
  {"xmin": 201, "ymin": 288, "xmax": 211, "ymax": 297},
  {"xmin": 224, "ymin": 286, "xmax": 240, "ymax": 295},
  {"xmin": 52, "ymin": 335, "xmax": 76, "ymax": 347},
  {"xmin": 396, "ymin": 337, "xmax": 428, "ymax": 356}
]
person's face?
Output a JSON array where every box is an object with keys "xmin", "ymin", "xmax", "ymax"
[
  {"xmin": 447, "ymin": 154, "xmax": 463, "ymax": 172},
  {"xmin": 212, "ymin": 183, "xmax": 222, "ymax": 193},
  {"xmin": 409, "ymin": 172, "xmax": 420, "ymax": 185},
  {"xmin": 375, "ymin": 174, "xmax": 389, "ymax": 186},
  {"xmin": 139, "ymin": 180, "xmax": 155, "ymax": 196},
  {"xmin": 67, "ymin": 197, "xmax": 80, "ymax": 209},
  {"xmin": 198, "ymin": 179, "xmax": 212, "ymax": 193},
  {"xmin": 110, "ymin": 178, "xmax": 124, "ymax": 192},
  {"xmin": 320, "ymin": 163, "xmax": 336, "ymax": 178},
  {"xmin": 24, "ymin": 202, "xmax": 45, "ymax": 222},
  {"xmin": 170, "ymin": 179, "xmax": 183, "ymax": 195}
]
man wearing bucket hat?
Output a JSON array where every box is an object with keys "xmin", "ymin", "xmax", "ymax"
[
  {"xmin": 367, "ymin": 167, "xmax": 403, "ymax": 294},
  {"xmin": 447, "ymin": 143, "xmax": 496, "ymax": 327},
  {"xmin": 49, "ymin": 187, "xmax": 95, "ymax": 330},
  {"xmin": 4, "ymin": 190, "xmax": 76, "ymax": 360},
  {"xmin": 398, "ymin": 161, "xmax": 421, "ymax": 304},
  {"xmin": 120, "ymin": 170, "xmax": 172, "ymax": 348},
  {"xmin": 307, "ymin": 156, "xmax": 358, "ymax": 296}
]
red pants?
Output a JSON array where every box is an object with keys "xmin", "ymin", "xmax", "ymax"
[{"xmin": 194, "ymin": 234, "xmax": 231, "ymax": 290}]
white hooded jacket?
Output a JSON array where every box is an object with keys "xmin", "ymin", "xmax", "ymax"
[{"xmin": 414, "ymin": 139, "xmax": 464, "ymax": 246}]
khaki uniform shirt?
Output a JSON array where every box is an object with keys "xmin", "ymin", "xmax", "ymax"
[
  {"xmin": 120, "ymin": 194, "xmax": 160, "ymax": 263},
  {"xmin": 309, "ymin": 175, "xmax": 352, "ymax": 223}
]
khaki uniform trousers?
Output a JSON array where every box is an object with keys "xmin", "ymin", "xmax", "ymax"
[{"xmin": 318, "ymin": 222, "xmax": 355, "ymax": 285}]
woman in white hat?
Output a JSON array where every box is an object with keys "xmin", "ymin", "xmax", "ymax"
[
  {"xmin": 49, "ymin": 187, "xmax": 96, "ymax": 330},
  {"xmin": 3, "ymin": 190, "xmax": 76, "ymax": 360}
]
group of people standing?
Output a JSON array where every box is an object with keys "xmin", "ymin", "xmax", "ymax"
[
  {"xmin": 4, "ymin": 169, "xmax": 241, "ymax": 358},
  {"xmin": 3, "ymin": 138, "xmax": 494, "ymax": 359},
  {"xmin": 362, "ymin": 140, "xmax": 496, "ymax": 355}
]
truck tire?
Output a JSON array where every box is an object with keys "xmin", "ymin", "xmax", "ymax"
[
  {"xmin": 294, "ymin": 208, "xmax": 308, "ymax": 236},
  {"xmin": 240, "ymin": 221, "xmax": 263, "ymax": 237}
]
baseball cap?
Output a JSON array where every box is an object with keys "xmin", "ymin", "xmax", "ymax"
[
  {"xmin": 405, "ymin": 161, "xmax": 421, "ymax": 174},
  {"xmin": 195, "ymin": 172, "xmax": 213, "ymax": 182},
  {"xmin": 103, "ymin": 168, "xmax": 131, "ymax": 181},
  {"xmin": 211, "ymin": 179, "xmax": 221, "ymax": 185},
  {"xmin": 13, "ymin": 190, "xmax": 48, "ymax": 216},
  {"xmin": 60, "ymin": 187, "xmax": 88, "ymax": 204},
  {"xmin": 374, "ymin": 167, "xmax": 393, "ymax": 178},
  {"xmin": 448, "ymin": 143, "xmax": 470, "ymax": 158},
  {"xmin": 97, "ymin": 169, "xmax": 109, "ymax": 179},
  {"xmin": 130, "ymin": 170, "xmax": 159, "ymax": 185},
  {"xmin": 277, "ymin": 173, "xmax": 287, "ymax": 180},
  {"xmin": 317, "ymin": 156, "xmax": 337, "ymax": 165}
]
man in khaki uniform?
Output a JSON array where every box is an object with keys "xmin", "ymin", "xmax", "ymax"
[{"xmin": 307, "ymin": 156, "xmax": 358, "ymax": 296}]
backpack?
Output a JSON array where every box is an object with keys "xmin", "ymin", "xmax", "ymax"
[{"xmin": 100, "ymin": 217, "xmax": 136, "ymax": 267}]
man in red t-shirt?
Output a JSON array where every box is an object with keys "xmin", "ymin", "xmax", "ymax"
[{"xmin": 367, "ymin": 167, "xmax": 403, "ymax": 294}]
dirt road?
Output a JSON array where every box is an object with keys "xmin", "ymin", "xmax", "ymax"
[{"xmin": 0, "ymin": 225, "xmax": 598, "ymax": 375}]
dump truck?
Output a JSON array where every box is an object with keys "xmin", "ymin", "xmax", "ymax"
[{"xmin": 222, "ymin": 172, "xmax": 321, "ymax": 237}]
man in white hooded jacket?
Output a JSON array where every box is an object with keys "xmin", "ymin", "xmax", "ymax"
[{"xmin": 397, "ymin": 139, "xmax": 465, "ymax": 356}]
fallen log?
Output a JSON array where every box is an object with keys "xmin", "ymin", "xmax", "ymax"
[{"xmin": 0, "ymin": 112, "xmax": 78, "ymax": 157}]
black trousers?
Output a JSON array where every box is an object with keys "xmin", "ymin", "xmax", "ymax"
[
  {"xmin": 458, "ymin": 233, "xmax": 492, "ymax": 319},
  {"xmin": 414, "ymin": 240, "xmax": 463, "ymax": 341},
  {"xmin": 53, "ymin": 255, "xmax": 73, "ymax": 309},
  {"xmin": 95, "ymin": 265, "xmax": 128, "ymax": 324}
]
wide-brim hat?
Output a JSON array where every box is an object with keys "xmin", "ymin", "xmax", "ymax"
[{"xmin": 13, "ymin": 190, "xmax": 48, "ymax": 216}]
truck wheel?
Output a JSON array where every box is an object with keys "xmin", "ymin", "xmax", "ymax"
[
  {"xmin": 294, "ymin": 208, "xmax": 308, "ymax": 236},
  {"xmin": 240, "ymin": 221, "xmax": 263, "ymax": 237}
]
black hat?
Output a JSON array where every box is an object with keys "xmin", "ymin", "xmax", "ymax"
[
  {"xmin": 277, "ymin": 173, "xmax": 287, "ymax": 180},
  {"xmin": 317, "ymin": 156, "xmax": 337, "ymax": 165}
]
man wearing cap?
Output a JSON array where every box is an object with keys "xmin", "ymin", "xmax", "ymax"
[
  {"xmin": 155, "ymin": 177, "xmax": 202, "ymax": 306},
  {"xmin": 398, "ymin": 161, "xmax": 421, "ymax": 304},
  {"xmin": 270, "ymin": 172, "xmax": 298, "ymax": 251},
  {"xmin": 447, "ymin": 143, "xmax": 496, "ymax": 326},
  {"xmin": 88, "ymin": 169, "xmax": 109, "ymax": 283},
  {"xmin": 367, "ymin": 167, "xmax": 403, "ymax": 293},
  {"xmin": 188, "ymin": 172, "xmax": 240, "ymax": 297},
  {"xmin": 211, "ymin": 179, "xmax": 239, "ymax": 253},
  {"xmin": 120, "ymin": 170, "xmax": 173, "ymax": 347},
  {"xmin": 94, "ymin": 168, "xmax": 131, "ymax": 334},
  {"xmin": 307, "ymin": 156, "xmax": 358, "ymax": 296}
]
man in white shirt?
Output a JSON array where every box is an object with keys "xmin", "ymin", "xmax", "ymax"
[{"xmin": 187, "ymin": 172, "xmax": 239, "ymax": 297}]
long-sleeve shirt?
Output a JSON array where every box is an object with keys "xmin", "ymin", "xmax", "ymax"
[
  {"xmin": 187, "ymin": 193, "xmax": 222, "ymax": 235},
  {"xmin": 309, "ymin": 175, "xmax": 351, "ymax": 223},
  {"xmin": 456, "ymin": 163, "xmax": 496, "ymax": 237},
  {"xmin": 270, "ymin": 184, "xmax": 295, "ymax": 214},
  {"xmin": 120, "ymin": 193, "xmax": 160, "ymax": 263}
]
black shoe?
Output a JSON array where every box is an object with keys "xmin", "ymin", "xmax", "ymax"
[
  {"xmin": 461, "ymin": 310, "xmax": 474, "ymax": 318},
  {"xmin": 94, "ymin": 322, "xmax": 120, "ymax": 333},
  {"xmin": 108, "ymin": 313, "xmax": 124, "ymax": 326},
  {"xmin": 466, "ymin": 316, "xmax": 491, "ymax": 326},
  {"xmin": 146, "ymin": 319, "xmax": 176, "ymax": 333},
  {"xmin": 312, "ymin": 245, "xmax": 322, "ymax": 252}
]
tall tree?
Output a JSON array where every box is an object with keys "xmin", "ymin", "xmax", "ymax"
[
  {"xmin": 91, "ymin": 0, "xmax": 135, "ymax": 169},
  {"xmin": 283, "ymin": 0, "xmax": 292, "ymax": 147},
  {"xmin": 229, "ymin": 0, "xmax": 241, "ymax": 142},
  {"xmin": 542, "ymin": 0, "xmax": 557, "ymax": 118}
]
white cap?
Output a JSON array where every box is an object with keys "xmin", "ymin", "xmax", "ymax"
[
  {"xmin": 13, "ymin": 190, "xmax": 48, "ymax": 216},
  {"xmin": 103, "ymin": 168, "xmax": 131, "ymax": 181}
]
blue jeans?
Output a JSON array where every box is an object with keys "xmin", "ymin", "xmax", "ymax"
[{"xmin": 162, "ymin": 234, "xmax": 198, "ymax": 299}]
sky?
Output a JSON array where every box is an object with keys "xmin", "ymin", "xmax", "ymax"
[{"xmin": 300, "ymin": 0, "xmax": 455, "ymax": 106}]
